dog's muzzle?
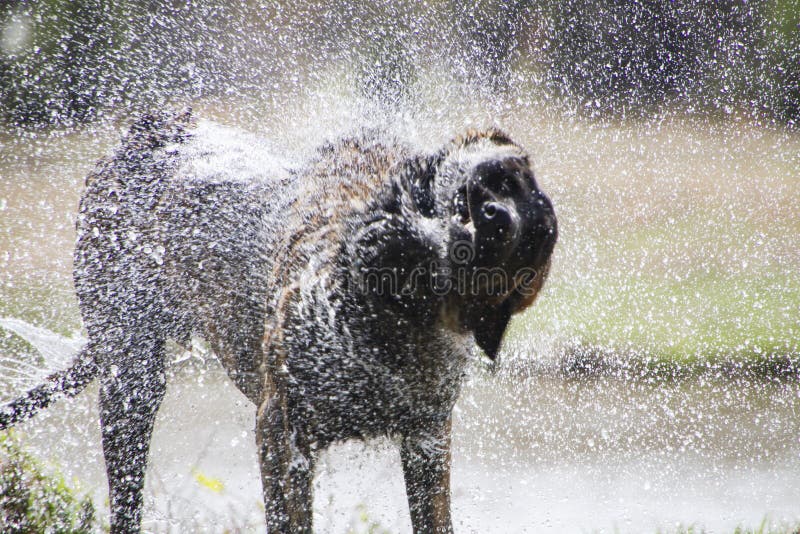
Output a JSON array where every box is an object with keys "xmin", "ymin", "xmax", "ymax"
[{"xmin": 468, "ymin": 157, "xmax": 557, "ymax": 269}]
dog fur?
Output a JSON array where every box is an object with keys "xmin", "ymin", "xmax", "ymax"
[{"xmin": 0, "ymin": 109, "xmax": 557, "ymax": 533}]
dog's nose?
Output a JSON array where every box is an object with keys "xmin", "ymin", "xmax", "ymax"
[
  {"xmin": 480, "ymin": 201, "xmax": 515, "ymax": 236},
  {"xmin": 470, "ymin": 197, "xmax": 520, "ymax": 266},
  {"xmin": 467, "ymin": 161, "xmax": 518, "ymax": 216},
  {"xmin": 482, "ymin": 201, "xmax": 499, "ymax": 219}
]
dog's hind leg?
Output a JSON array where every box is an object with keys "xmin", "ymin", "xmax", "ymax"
[
  {"xmin": 401, "ymin": 418, "xmax": 454, "ymax": 534},
  {"xmin": 96, "ymin": 327, "xmax": 167, "ymax": 533},
  {"xmin": 256, "ymin": 396, "xmax": 315, "ymax": 533}
]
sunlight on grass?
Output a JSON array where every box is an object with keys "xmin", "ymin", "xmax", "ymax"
[
  {"xmin": 515, "ymin": 267, "xmax": 800, "ymax": 362},
  {"xmin": 507, "ymin": 117, "xmax": 800, "ymax": 363}
]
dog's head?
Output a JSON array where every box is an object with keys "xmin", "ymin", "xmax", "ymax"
[
  {"xmin": 427, "ymin": 130, "xmax": 558, "ymax": 359},
  {"xmin": 349, "ymin": 130, "xmax": 556, "ymax": 359}
]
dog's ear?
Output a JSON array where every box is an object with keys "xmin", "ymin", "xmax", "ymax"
[
  {"xmin": 349, "ymin": 211, "xmax": 442, "ymax": 321},
  {"xmin": 468, "ymin": 299, "xmax": 513, "ymax": 360},
  {"xmin": 470, "ymin": 260, "xmax": 552, "ymax": 359},
  {"xmin": 472, "ymin": 258, "xmax": 553, "ymax": 359}
]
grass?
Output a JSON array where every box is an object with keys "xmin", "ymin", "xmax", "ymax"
[
  {"xmin": 0, "ymin": 431, "xmax": 96, "ymax": 533},
  {"xmin": 0, "ymin": 282, "xmax": 81, "ymax": 338},
  {"xmin": 504, "ymin": 114, "xmax": 800, "ymax": 366},
  {"xmin": 514, "ymin": 267, "xmax": 800, "ymax": 363}
]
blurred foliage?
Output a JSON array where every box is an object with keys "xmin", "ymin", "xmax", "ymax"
[
  {"xmin": 538, "ymin": 0, "xmax": 800, "ymax": 125},
  {"xmin": 0, "ymin": 0, "xmax": 797, "ymax": 127},
  {"xmin": 449, "ymin": 0, "xmax": 531, "ymax": 87},
  {"xmin": 0, "ymin": 431, "xmax": 96, "ymax": 533},
  {"xmin": 762, "ymin": 0, "xmax": 800, "ymax": 126},
  {"xmin": 0, "ymin": 0, "xmax": 240, "ymax": 127},
  {"xmin": 0, "ymin": 1, "xmax": 126, "ymax": 125}
]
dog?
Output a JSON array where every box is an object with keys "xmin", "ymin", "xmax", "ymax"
[{"xmin": 0, "ymin": 109, "xmax": 557, "ymax": 533}]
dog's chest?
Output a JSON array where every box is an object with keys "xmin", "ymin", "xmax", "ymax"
[{"xmin": 271, "ymin": 284, "xmax": 471, "ymax": 439}]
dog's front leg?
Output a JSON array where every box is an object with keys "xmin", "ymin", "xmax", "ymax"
[
  {"xmin": 256, "ymin": 395, "xmax": 314, "ymax": 533},
  {"xmin": 401, "ymin": 418, "xmax": 454, "ymax": 534}
]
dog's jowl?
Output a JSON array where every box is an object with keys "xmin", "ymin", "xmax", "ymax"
[{"xmin": 0, "ymin": 110, "xmax": 557, "ymax": 533}]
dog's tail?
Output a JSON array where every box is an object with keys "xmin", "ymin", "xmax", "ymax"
[{"xmin": 0, "ymin": 346, "xmax": 98, "ymax": 430}]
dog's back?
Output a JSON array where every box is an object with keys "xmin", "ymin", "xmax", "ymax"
[
  {"xmin": 73, "ymin": 113, "xmax": 299, "ymax": 401},
  {"xmin": 72, "ymin": 113, "xmax": 420, "ymax": 407}
]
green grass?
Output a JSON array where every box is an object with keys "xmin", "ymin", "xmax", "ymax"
[
  {"xmin": 514, "ymin": 267, "xmax": 799, "ymax": 363},
  {"xmin": 505, "ymin": 117, "xmax": 800, "ymax": 365},
  {"xmin": 0, "ymin": 431, "xmax": 96, "ymax": 533},
  {"xmin": 0, "ymin": 282, "xmax": 81, "ymax": 338}
]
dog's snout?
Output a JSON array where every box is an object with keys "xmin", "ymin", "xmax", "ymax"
[
  {"xmin": 465, "ymin": 155, "xmax": 557, "ymax": 267},
  {"xmin": 467, "ymin": 159, "xmax": 524, "ymax": 214},
  {"xmin": 481, "ymin": 201, "xmax": 515, "ymax": 234}
]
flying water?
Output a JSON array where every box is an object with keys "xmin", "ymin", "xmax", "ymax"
[{"xmin": 1, "ymin": 1, "xmax": 798, "ymax": 532}]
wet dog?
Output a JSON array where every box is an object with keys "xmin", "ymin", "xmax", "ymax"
[{"xmin": 0, "ymin": 110, "xmax": 557, "ymax": 533}]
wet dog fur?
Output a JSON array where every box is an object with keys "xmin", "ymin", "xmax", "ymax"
[{"xmin": 0, "ymin": 110, "xmax": 557, "ymax": 533}]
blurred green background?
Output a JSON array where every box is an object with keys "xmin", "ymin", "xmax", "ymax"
[{"xmin": 1, "ymin": 0, "xmax": 797, "ymax": 127}]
